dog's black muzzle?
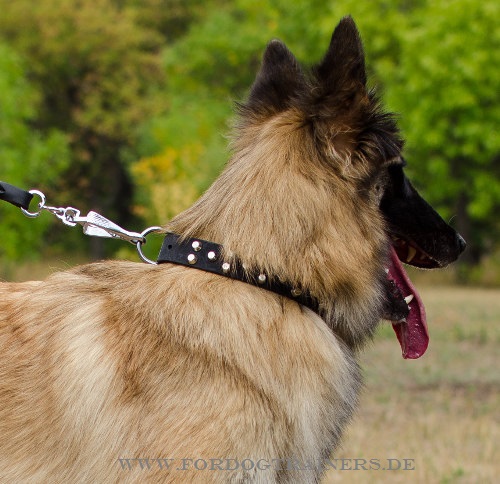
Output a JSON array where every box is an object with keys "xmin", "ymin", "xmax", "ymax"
[{"xmin": 380, "ymin": 164, "xmax": 466, "ymax": 269}]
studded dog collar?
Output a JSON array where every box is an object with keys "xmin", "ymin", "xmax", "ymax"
[{"xmin": 157, "ymin": 233, "xmax": 319, "ymax": 312}]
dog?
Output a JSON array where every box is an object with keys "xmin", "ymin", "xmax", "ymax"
[{"xmin": 0, "ymin": 16, "xmax": 465, "ymax": 483}]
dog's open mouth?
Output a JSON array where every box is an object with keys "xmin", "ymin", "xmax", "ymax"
[
  {"xmin": 391, "ymin": 236, "xmax": 440, "ymax": 269},
  {"xmin": 385, "ymin": 242, "xmax": 431, "ymax": 360},
  {"xmin": 387, "ymin": 245, "xmax": 429, "ymax": 359},
  {"xmin": 389, "ymin": 237, "xmax": 434, "ymax": 359}
]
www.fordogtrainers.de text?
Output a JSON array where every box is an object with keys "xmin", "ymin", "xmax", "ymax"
[{"xmin": 118, "ymin": 457, "xmax": 416, "ymax": 472}]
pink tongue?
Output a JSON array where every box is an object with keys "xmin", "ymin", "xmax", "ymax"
[{"xmin": 388, "ymin": 246, "xmax": 429, "ymax": 359}]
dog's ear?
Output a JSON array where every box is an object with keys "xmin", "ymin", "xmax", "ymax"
[
  {"xmin": 314, "ymin": 16, "xmax": 367, "ymax": 103},
  {"xmin": 246, "ymin": 40, "xmax": 304, "ymax": 115}
]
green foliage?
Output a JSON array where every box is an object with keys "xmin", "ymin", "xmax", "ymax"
[
  {"xmin": 0, "ymin": 0, "xmax": 497, "ymax": 276},
  {"xmin": 385, "ymin": 0, "xmax": 500, "ymax": 266},
  {"xmin": 0, "ymin": 0, "xmax": 165, "ymax": 138},
  {"xmin": 124, "ymin": 0, "xmax": 213, "ymax": 42},
  {"xmin": 132, "ymin": 95, "xmax": 231, "ymax": 225},
  {"xmin": 0, "ymin": 0, "xmax": 168, "ymax": 262},
  {"xmin": 0, "ymin": 43, "xmax": 69, "ymax": 260}
]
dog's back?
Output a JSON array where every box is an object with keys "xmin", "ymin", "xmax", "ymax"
[{"xmin": 0, "ymin": 262, "xmax": 359, "ymax": 482}]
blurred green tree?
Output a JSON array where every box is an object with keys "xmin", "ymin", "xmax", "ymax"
[
  {"xmin": 1, "ymin": 0, "xmax": 497, "ymax": 275},
  {"xmin": 0, "ymin": 0, "xmax": 168, "ymax": 258},
  {"xmin": 123, "ymin": 0, "xmax": 210, "ymax": 42},
  {"xmin": 0, "ymin": 43, "xmax": 69, "ymax": 261},
  {"xmin": 385, "ymin": 0, "xmax": 500, "ymax": 269}
]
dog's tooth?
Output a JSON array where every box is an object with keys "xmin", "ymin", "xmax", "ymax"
[
  {"xmin": 406, "ymin": 246, "xmax": 417, "ymax": 263},
  {"xmin": 385, "ymin": 268, "xmax": 389, "ymax": 274},
  {"xmin": 404, "ymin": 294, "xmax": 414, "ymax": 304}
]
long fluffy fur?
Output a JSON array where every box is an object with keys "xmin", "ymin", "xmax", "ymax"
[
  {"xmin": 0, "ymin": 17, "xmax": 403, "ymax": 483},
  {"xmin": 0, "ymin": 264, "xmax": 361, "ymax": 482}
]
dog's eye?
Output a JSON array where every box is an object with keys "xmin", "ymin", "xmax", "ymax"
[{"xmin": 371, "ymin": 174, "xmax": 389, "ymax": 204}]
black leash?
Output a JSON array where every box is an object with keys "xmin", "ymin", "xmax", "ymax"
[
  {"xmin": 0, "ymin": 182, "xmax": 33, "ymax": 210},
  {"xmin": 158, "ymin": 233, "xmax": 319, "ymax": 311},
  {"xmin": 1, "ymin": 181, "xmax": 318, "ymax": 311}
]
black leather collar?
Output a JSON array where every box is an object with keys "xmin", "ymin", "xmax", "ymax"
[{"xmin": 157, "ymin": 233, "xmax": 319, "ymax": 312}]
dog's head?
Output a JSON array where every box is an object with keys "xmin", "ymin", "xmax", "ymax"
[
  {"xmin": 170, "ymin": 17, "xmax": 465, "ymax": 356},
  {"xmin": 239, "ymin": 17, "xmax": 465, "ymax": 354}
]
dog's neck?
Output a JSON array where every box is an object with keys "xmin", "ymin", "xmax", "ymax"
[
  {"xmin": 166, "ymin": 114, "xmax": 389, "ymax": 349},
  {"xmin": 167, "ymin": 114, "xmax": 386, "ymax": 311}
]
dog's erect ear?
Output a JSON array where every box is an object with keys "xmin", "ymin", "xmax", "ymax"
[
  {"xmin": 315, "ymin": 16, "xmax": 367, "ymax": 99},
  {"xmin": 246, "ymin": 40, "xmax": 304, "ymax": 115}
]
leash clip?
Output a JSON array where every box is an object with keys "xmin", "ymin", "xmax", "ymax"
[
  {"xmin": 77, "ymin": 211, "xmax": 146, "ymax": 244},
  {"xmin": 20, "ymin": 189, "xmax": 163, "ymax": 264},
  {"xmin": 74, "ymin": 211, "xmax": 163, "ymax": 264}
]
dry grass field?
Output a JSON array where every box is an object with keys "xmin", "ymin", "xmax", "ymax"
[{"xmin": 324, "ymin": 286, "xmax": 500, "ymax": 484}]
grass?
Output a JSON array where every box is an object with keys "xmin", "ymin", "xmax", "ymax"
[{"xmin": 323, "ymin": 285, "xmax": 500, "ymax": 484}]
